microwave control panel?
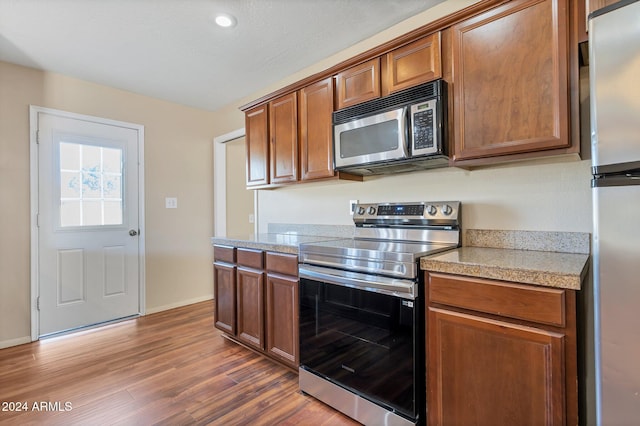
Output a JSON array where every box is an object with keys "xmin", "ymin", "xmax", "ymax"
[{"xmin": 411, "ymin": 100, "xmax": 438, "ymax": 155}]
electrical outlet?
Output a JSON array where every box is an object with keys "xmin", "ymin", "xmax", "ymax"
[
  {"xmin": 165, "ymin": 197, "xmax": 178, "ymax": 209},
  {"xmin": 349, "ymin": 199, "xmax": 358, "ymax": 215}
]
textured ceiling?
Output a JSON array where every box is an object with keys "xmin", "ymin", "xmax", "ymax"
[{"xmin": 0, "ymin": 0, "xmax": 444, "ymax": 111}]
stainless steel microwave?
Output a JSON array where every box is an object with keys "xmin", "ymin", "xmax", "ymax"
[{"xmin": 333, "ymin": 80, "xmax": 447, "ymax": 175}]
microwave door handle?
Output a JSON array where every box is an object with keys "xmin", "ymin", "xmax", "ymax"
[{"xmin": 403, "ymin": 105, "xmax": 411, "ymax": 156}]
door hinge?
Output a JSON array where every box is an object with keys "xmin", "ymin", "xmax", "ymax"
[
  {"xmin": 36, "ymin": 296, "xmax": 40, "ymax": 311},
  {"xmin": 36, "ymin": 130, "xmax": 40, "ymax": 144},
  {"xmin": 36, "ymin": 213, "xmax": 39, "ymax": 227}
]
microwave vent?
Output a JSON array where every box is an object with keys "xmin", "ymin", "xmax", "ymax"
[{"xmin": 333, "ymin": 79, "xmax": 443, "ymax": 124}]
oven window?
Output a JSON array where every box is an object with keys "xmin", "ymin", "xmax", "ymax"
[
  {"xmin": 299, "ymin": 278, "xmax": 419, "ymax": 420},
  {"xmin": 339, "ymin": 120, "xmax": 399, "ymax": 159}
]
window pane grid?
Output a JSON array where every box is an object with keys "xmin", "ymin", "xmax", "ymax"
[{"xmin": 59, "ymin": 142, "xmax": 123, "ymax": 227}]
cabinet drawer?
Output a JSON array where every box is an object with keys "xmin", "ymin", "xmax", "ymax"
[
  {"xmin": 428, "ymin": 272, "xmax": 566, "ymax": 327},
  {"xmin": 237, "ymin": 248, "xmax": 264, "ymax": 269},
  {"xmin": 214, "ymin": 245, "xmax": 236, "ymax": 263},
  {"xmin": 266, "ymin": 252, "xmax": 298, "ymax": 276}
]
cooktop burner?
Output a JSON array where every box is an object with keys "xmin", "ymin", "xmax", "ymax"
[{"xmin": 299, "ymin": 201, "xmax": 461, "ymax": 280}]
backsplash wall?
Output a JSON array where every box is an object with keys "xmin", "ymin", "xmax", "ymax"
[{"xmin": 257, "ymin": 159, "xmax": 592, "ymax": 234}]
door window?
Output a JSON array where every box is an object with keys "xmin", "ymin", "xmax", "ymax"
[{"xmin": 59, "ymin": 141, "xmax": 123, "ymax": 227}]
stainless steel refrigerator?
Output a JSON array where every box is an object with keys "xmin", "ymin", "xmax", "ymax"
[{"xmin": 589, "ymin": 0, "xmax": 640, "ymax": 424}]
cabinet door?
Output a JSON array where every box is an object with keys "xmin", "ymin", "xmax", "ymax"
[
  {"xmin": 236, "ymin": 267, "xmax": 264, "ymax": 350},
  {"xmin": 428, "ymin": 307, "xmax": 565, "ymax": 425},
  {"xmin": 451, "ymin": 0, "xmax": 570, "ymax": 161},
  {"xmin": 334, "ymin": 58, "xmax": 381, "ymax": 110},
  {"xmin": 266, "ymin": 273, "xmax": 299, "ymax": 367},
  {"xmin": 245, "ymin": 104, "xmax": 269, "ymax": 187},
  {"xmin": 269, "ymin": 92, "xmax": 298, "ymax": 184},
  {"xmin": 213, "ymin": 262, "xmax": 236, "ymax": 335},
  {"xmin": 381, "ymin": 32, "xmax": 442, "ymax": 96},
  {"xmin": 299, "ymin": 77, "xmax": 335, "ymax": 181}
]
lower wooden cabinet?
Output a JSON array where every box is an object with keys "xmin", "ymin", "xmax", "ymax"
[
  {"xmin": 236, "ymin": 248, "xmax": 265, "ymax": 350},
  {"xmin": 425, "ymin": 272, "xmax": 578, "ymax": 425},
  {"xmin": 213, "ymin": 245, "xmax": 236, "ymax": 335},
  {"xmin": 265, "ymin": 252, "xmax": 299, "ymax": 367},
  {"xmin": 213, "ymin": 245, "xmax": 299, "ymax": 369}
]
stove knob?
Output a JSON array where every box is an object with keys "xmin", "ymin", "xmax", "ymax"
[
  {"xmin": 357, "ymin": 206, "xmax": 365, "ymax": 215},
  {"xmin": 425, "ymin": 204, "xmax": 437, "ymax": 216},
  {"xmin": 368, "ymin": 206, "xmax": 377, "ymax": 215},
  {"xmin": 441, "ymin": 204, "xmax": 453, "ymax": 215}
]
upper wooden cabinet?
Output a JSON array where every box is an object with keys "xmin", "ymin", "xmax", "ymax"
[
  {"xmin": 244, "ymin": 78, "xmax": 360, "ymax": 188},
  {"xmin": 269, "ymin": 92, "xmax": 299, "ymax": 184},
  {"xmin": 245, "ymin": 105, "xmax": 269, "ymax": 187},
  {"xmin": 381, "ymin": 32, "xmax": 442, "ymax": 96},
  {"xmin": 242, "ymin": 0, "xmax": 583, "ymax": 178},
  {"xmin": 335, "ymin": 33, "xmax": 443, "ymax": 109},
  {"xmin": 334, "ymin": 58, "xmax": 381, "ymax": 110},
  {"xmin": 299, "ymin": 77, "xmax": 335, "ymax": 181},
  {"xmin": 450, "ymin": 0, "xmax": 571, "ymax": 162}
]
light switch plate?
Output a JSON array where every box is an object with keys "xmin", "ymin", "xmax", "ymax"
[{"xmin": 165, "ymin": 197, "xmax": 178, "ymax": 209}]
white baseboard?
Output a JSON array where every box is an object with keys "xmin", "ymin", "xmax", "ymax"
[
  {"xmin": 145, "ymin": 295, "xmax": 213, "ymax": 315},
  {"xmin": 0, "ymin": 336, "xmax": 32, "ymax": 350}
]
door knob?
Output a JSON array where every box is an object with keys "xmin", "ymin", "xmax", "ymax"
[{"xmin": 129, "ymin": 229, "xmax": 138, "ymax": 236}]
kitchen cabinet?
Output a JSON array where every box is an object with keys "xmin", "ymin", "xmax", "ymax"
[
  {"xmin": 450, "ymin": 0, "xmax": 572, "ymax": 163},
  {"xmin": 381, "ymin": 32, "xmax": 442, "ymax": 96},
  {"xmin": 269, "ymin": 92, "xmax": 298, "ymax": 184},
  {"xmin": 244, "ymin": 80, "xmax": 361, "ymax": 188},
  {"xmin": 213, "ymin": 245, "xmax": 236, "ymax": 334},
  {"xmin": 236, "ymin": 248, "xmax": 265, "ymax": 350},
  {"xmin": 245, "ymin": 104, "xmax": 269, "ymax": 187},
  {"xmin": 334, "ymin": 58, "xmax": 381, "ymax": 110},
  {"xmin": 265, "ymin": 252, "xmax": 299, "ymax": 368},
  {"xmin": 425, "ymin": 272, "xmax": 578, "ymax": 425},
  {"xmin": 242, "ymin": 0, "xmax": 582, "ymax": 176},
  {"xmin": 299, "ymin": 77, "xmax": 335, "ymax": 181},
  {"xmin": 335, "ymin": 33, "xmax": 442, "ymax": 109},
  {"xmin": 213, "ymin": 245, "xmax": 299, "ymax": 369}
]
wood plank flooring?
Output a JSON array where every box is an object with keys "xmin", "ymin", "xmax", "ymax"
[{"xmin": 0, "ymin": 301, "xmax": 359, "ymax": 425}]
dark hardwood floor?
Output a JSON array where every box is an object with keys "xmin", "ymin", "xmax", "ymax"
[{"xmin": 0, "ymin": 301, "xmax": 359, "ymax": 425}]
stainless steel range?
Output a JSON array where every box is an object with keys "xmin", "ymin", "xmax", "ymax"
[{"xmin": 298, "ymin": 201, "xmax": 461, "ymax": 426}]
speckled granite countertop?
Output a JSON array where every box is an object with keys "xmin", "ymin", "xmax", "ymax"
[
  {"xmin": 212, "ymin": 224, "xmax": 353, "ymax": 254},
  {"xmin": 421, "ymin": 247, "xmax": 589, "ymax": 290},
  {"xmin": 211, "ymin": 234, "xmax": 344, "ymax": 255},
  {"xmin": 213, "ymin": 226, "xmax": 591, "ymax": 290}
]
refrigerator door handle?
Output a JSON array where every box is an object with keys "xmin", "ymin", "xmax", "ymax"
[
  {"xmin": 592, "ymin": 160, "xmax": 640, "ymax": 176},
  {"xmin": 592, "ymin": 175, "xmax": 640, "ymax": 188}
]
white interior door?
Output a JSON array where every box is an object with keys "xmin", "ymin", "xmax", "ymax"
[{"xmin": 37, "ymin": 110, "xmax": 141, "ymax": 336}]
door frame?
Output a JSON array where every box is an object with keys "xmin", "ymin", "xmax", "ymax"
[
  {"xmin": 213, "ymin": 128, "xmax": 259, "ymax": 236},
  {"xmin": 29, "ymin": 106, "xmax": 146, "ymax": 341}
]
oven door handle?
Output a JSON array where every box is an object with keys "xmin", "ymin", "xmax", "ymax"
[{"xmin": 299, "ymin": 265, "xmax": 417, "ymax": 300}]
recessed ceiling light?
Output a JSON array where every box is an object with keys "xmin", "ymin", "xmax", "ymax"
[{"xmin": 214, "ymin": 13, "xmax": 237, "ymax": 28}]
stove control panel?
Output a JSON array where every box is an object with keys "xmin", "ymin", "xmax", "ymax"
[{"xmin": 353, "ymin": 201, "xmax": 460, "ymax": 226}]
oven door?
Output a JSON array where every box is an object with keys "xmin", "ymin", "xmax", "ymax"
[
  {"xmin": 334, "ymin": 106, "xmax": 409, "ymax": 169},
  {"xmin": 299, "ymin": 265, "xmax": 422, "ymax": 422}
]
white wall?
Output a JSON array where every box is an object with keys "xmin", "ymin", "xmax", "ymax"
[
  {"xmin": 257, "ymin": 159, "xmax": 592, "ymax": 234},
  {"xmin": 0, "ymin": 60, "xmax": 243, "ymax": 347}
]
